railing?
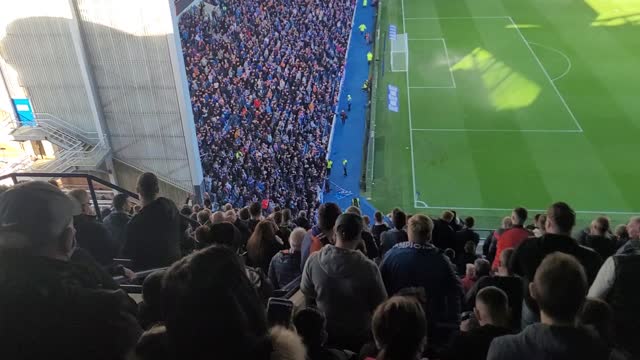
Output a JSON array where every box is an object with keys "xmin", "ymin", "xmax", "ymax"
[
  {"xmin": 362, "ymin": 2, "xmax": 385, "ymax": 195},
  {"xmin": 34, "ymin": 113, "xmax": 102, "ymax": 144},
  {"xmin": 0, "ymin": 172, "xmax": 138, "ymax": 221},
  {"xmin": 39, "ymin": 140, "xmax": 109, "ymax": 173}
]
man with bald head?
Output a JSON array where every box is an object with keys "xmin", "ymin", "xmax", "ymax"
[
  {"xmin": 380, "ymin": 214, "xmax": 463, "ymax": 336},
  {"xmin": 268, "ymin": 227, "xmax": 306, "ymax": 289},
  {"xmin": 615, "ymin": 216, "xmax": 640, "ymax": 255}
]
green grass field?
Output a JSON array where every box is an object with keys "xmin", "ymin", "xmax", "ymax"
[{"xmin": 369, "ymin": 0, "xmax": 640, "ymax": 228}]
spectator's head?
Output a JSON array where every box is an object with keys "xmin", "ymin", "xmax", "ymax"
[
  {"xmin": 374, "ymin": 211, "xmax": 384, "ymax": 224},
  {"xmin": 293, "ymin": 308, "xmax": 327, "ymax": 350},
  {"xmin": 626, "ymin": 216, "xmax": 640, "ymax": 240},
  {"xmin": 475, "ymin": 286, "xmax": 510, "ymax": 328},
  {"xmin": 203, "ymin": 198, "xmax": 212, "ymax": 210},
  {"xmin": 194, "ymin": 225, "xmax": 210, "ymax": 245},
  {"xmin": 68, "ymin": 189, "xmax": 93, "ymax": 216},
  {"xmin": 289, "ymin": 227, "xmax": 306, "ymax": 252},
  {"xmin": 444, "ymin": 248, "xmax": 456, "ymax": 262},
  {"xmin": 211, "ymin": 211, "xmax": 225, "ymax": 224},
  {"xmin": 345, "ymin": 206, "xmax": 362, "ymax": 216},
  {"xmin": 297, "ymin": 210, "xmax": 307, "ymax": 220},
  {"xmin": 208, "ymin": 222, "xmax": 241, "ymax": 252},
  {"xmin": 464, "ymin": 216, "xmax": 475, "ymax": 229},
  {"xmin": 511, "ymin": 207, "xmax": 528, "ymax": 226},
  {"xmin": 197, "ymin": 210, "xmax": 211, "ymax": 225},
  {"xmin": 590, "ymin": 216, "xmax": 610, "ymax": 236},
  {"xmin": 0, "ymin": 181, "xmax": 80, "ymax": 260},
  {"xmin": 137, "ymin": 172, "xmax": 160, "ymax": 203},
  {"xmin": 281, "ymin": 208, "xmax": 292, "ymax": 224},
  {"xmin": 133, "ymin": 204, "xmax": 142, "ymax": 214},
  {"xmin": 333, "ymin": 213, "xmax": 363, "ymax": 248},
  {"xmin": 392, "ymin": 209, "xmax": 407, "ymax": 230},
  {"xmin": 318, "ymin": 203, "xmax": 341, "ymax": 233},
  {"xmin": 501, "ymin": 216, "xmax": 513, "ymax": 229},
  {"xmin": 180, "ymin": 205, "xmax": 192, "ymax": 217},
  {"xmin": 112, "ymin": 193, "xmax": 130, "ymax": 213},
  {"xmin": 465, "ymin": 264, "xmax": 476, "ymax": 279},
  {"xmin": 372, "ymin": 296, "xmax": 427, "ymax": 360},
  {"xmin": 615, "ymin": 224, "xmax": 629, "ymax": 241},
  {"xmin": 441, "ymin": 210, "xmax": 455, "ymax": 223},
  {"xmin": 247, "ymin": 220, "xmax": 277, "ymax": 262},
  {"xmin": 407, "ymin": 214, "xmax": 433, "ymax": 244},
  {"xmin": 464, "ymin": 240, "xmax": 476, "ymax": 255},
  {"xmin": 239, "ymin": 207, "xmax": 250, "ymax": 221},
  {"xmin": 192, "ymin": 204, "xmax": 201, "ymax": 213},
  {"xmin": 224, "ymin": 210, "xmax": 237, "ymax": 223},
  {"xmin": 248, "ymin": 202, "xmax": 262, "ymax": 220},
  {"xmin": 498, "ymin": 248, "xmax": 514, "ymax": 276},
  {"xmin": 363, "ymin": 215, "xmax": 371, "ymax": 228},
  {"xmin": 162, "ymin": 246, "xmax": 269, "ymax": 359},
  {"xmin": 223, "ymin": 203, "xmax": 233, "ymax": 212},
  {"xmin": 546, "ymin": 202, "xmax": 576, "ymax": 236},
  {"xmin": 535, "ymin": 214, "xmax": 547, "ymax": 235},
  {"xmin": 273, "ymin": 211, "xmax": 283, "ymax": 226},
  {"xmin": 474, "ymin": 258, "xmax": 491, "ymax": 279},
  {"xmin": 530, "ymin": 252, "xmax": 587, "ymax": 324},
  {"xmin": 577, "ymin": 298, "xmax": 615, "ymax": 346}
]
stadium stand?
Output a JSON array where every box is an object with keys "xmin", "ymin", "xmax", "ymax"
[
  {"xmin": 0, "ymin": 172, "xmax": 637, "ymax": 359},
  {"xmin": 178, "ymin": 0, "xmax": 354, "ymax": 214}
]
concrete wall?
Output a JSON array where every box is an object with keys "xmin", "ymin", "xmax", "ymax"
[{"xmin": 0, "ymin": 0, "xmax": 202, "ymax": 193}]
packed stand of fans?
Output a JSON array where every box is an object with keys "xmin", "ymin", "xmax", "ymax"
[
  {"xmin": 2, "ymin": 173, "xmax": 640, "ymax": 360},
  {"xmin": 179, "ymin": 0, "xmax": 354, "ymax": 213}
]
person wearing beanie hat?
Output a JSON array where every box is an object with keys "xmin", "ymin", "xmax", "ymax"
[
  {"xmin": 0, "ymin": 181, "xmax": 142, "ymax": 360},
  {"xmin": 301, "ymin": 212, "xmax": 388, "ymax": 352}
]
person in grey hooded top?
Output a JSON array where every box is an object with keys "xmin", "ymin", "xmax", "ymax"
[{"xmin": 301, "ymin": 213, "xmax": 388, "ymax": 352}]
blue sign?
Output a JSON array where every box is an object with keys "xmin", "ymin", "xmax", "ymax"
[
  {"xmin": 12, "ymin": 98, "xmax": 35, "ymax": 126},
  {"xmin": 389, "ymin": 24, "xmax": 397, "ymax": 40},
  {"xmin": 387, "ymin": 85, "xmax": 399, "ymax": 112}
]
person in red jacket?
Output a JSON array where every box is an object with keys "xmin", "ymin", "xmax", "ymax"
[{"xmin": 492, "ymin": 208, "xmax": 531, "ymax": 270}]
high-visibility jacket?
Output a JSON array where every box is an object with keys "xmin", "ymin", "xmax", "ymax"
[
  {"xmin": 367, "ymin": 52, "xmax": 373, "ymax": 61},
  {"xmin": 342, "ymin": 159, "xmax": 348, "ymax": 167},
  {"xmin": 327, "ymin": 160, "xmax": 333, "ymax": 169},
  {"xmin": 359, "ymin": 24, "xmax": 367, "ymax": 32}
]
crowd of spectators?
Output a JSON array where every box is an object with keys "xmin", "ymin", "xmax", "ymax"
[
  {"xmin": 178, "ymin": 0, "xmax": 355, "ymax": 214},
  {"xmin": 2, "ymin": 173, "xmax": 640, "ymax": 360}
]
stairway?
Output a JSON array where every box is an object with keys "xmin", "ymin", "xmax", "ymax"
[{"xmin": 10, "ymin": 113, "xmax": 110, "ymax": 173}]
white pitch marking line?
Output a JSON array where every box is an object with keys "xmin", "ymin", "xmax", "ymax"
[
  {"xmin": 405, "ymin": 16, "xmax": 511, "ymax": 20},
  {"xmin": 508, "ymin": 16, "xmax": 583, "ymax": 132},
  {"xmin": 441, "ymin": 38, "xmax": 457, "ymax": 88},
  {"xmin": 415, "ymin": 200, "xmax": 429, "ymax": 208},
  {"xmin": 411, "ymin": 128, "xmax": 582, "ymax": 133},
  {"xmin": 421, "ymin": 205, "xmax": 639, "ymax": 216},
  {"xmin": 528, "ymin": 42, "xmax": 572, "ymax": 82},
  {"xmin": 409, "ymin": 38, "xmax": 445, "ymax": 41},
  {"xmin": 400, "ymin": 0, "xmax": 420, "ymax": 208}
]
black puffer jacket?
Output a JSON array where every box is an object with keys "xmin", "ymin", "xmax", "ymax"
[
  {"xmin": 0, "ymin": 249, "xmax": 142, "ymax": 360},
  {"xmin": 123, "ymin": 197, "xmax": 182, "ymax": 270}
]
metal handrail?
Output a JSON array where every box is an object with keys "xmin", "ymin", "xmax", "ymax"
[{"xmin": 34, "ymin": 113, "xmax": 100, "ymax": 139}]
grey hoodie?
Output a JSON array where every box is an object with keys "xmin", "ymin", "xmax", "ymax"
[{"xmin": 301, "ymin": 245, "xmax": 387, "ymax": 344}]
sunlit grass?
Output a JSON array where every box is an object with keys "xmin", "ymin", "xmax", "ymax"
[
  {"xmin": 585, "ymin": 0, "xmax": 640, "ymax": 26},
  {"xmin": 452, "ymin": 47, "xmax": 541, "ymax": 111}
]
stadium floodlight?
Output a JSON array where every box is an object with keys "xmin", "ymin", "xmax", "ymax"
[{"xmin": 390, "ymin": 33, "xmax": 408, "ymax": 72}]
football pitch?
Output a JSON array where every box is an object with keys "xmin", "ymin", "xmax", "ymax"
[{"xmin": 369, "ymin": 0, "xmax": 640, "ymax": 227}]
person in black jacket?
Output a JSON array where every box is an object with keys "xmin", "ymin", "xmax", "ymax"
[
  {"xmin": 445, "ymin": 287, "xmax": 512, "ymax": 360},
  {"xmin": 103, "ymin": 193, "xmax": 132, "ymax": 255},
  {"xmin": 432, "ymin": 211, "xmax": 456, "ymax": 250},
  {"xmin": 269, "ymin": 227, "xmax": 305, "ymax": 289},
  {"xmin": 0, "ymin": 181, "xmax": 142, "ymax": 360},
  {"xmin": 68, "ymin": 189, "xmax": 119, "ymax": 267},
  {"xmin": 581, "ymin": 216, "xmax": 616, "ymax": 260},
  {"xmin": 510, "ymin": 202, "xmax": 603, "ymax": 327},
  {"xmin": 379, "ymin": 209, "xmax": 408, "ymax": 258},
  {"xmin": 123, "ymin": 173, "xmax": 182, "ymax": 271},
  {"xmin": 454, "ymin": 216, "xmax": 480, "ymax": 256}
]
